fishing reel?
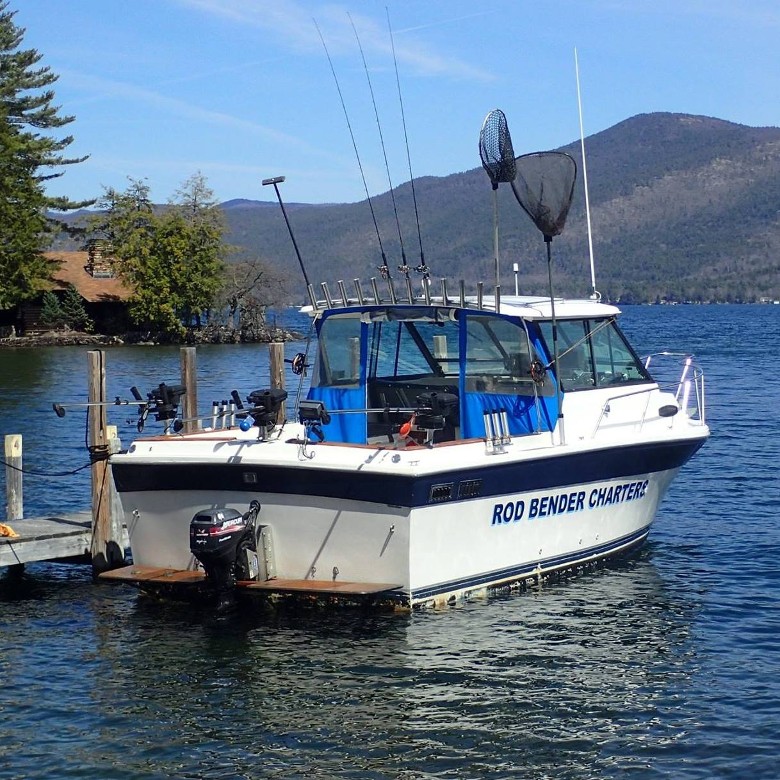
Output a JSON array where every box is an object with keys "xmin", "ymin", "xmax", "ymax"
[
  {"xmin": 238, "ymin": 388, "xmax": 289, "ymax": 438},
  {"xmin": 285, "ymin": 352, "xmax": 309, "ymax": 376},
  {"xmin": 133, "ymin": 383, "xmax": 186, "ymax": 433}
]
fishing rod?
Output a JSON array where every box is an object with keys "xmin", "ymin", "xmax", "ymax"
[
  {"xmin": 314, "ymin": 18, "xmax": 391, "ymax": 283},
  {"xmin": 348, "ymin": 12, "xmax": 410, "ymax": 298},
  {"xmin": 387, "ymin": 9, "xmax": 429, "ymax": 283},
  {"xmin": 54, "ymin": 383, "xmax": 187, "ymax": 434}
]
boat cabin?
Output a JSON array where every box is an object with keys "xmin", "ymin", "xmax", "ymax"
[{"xmin": 304, "ymin": 296, "xmax": 652, "ymax": 446}]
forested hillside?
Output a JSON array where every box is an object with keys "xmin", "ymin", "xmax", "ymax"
[{"xmin": 222, "ymin": 112, "xmax": 780, "ymax": 303}]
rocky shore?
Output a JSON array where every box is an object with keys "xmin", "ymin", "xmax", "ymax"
[{"xmin": 0, "ymin": 325, "xmax": 303, "ymax": 348}]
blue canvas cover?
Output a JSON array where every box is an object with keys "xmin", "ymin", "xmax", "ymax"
[{"xmin": 306, "ymin": 312, "xmax": 367, "ymax": 444}]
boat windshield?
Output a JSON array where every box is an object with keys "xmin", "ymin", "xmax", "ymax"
[
  {"xmin": 308, "ymin": 307, "xmax": 559, "ymax": 444},
  {"xmin": 539, "ymin": 317, "xmax": 652, "ymax": 391}
]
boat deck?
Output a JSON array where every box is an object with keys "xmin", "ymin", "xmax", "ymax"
[{"xmin": 99, "ymin": 564, "xmax": 402, "ymax": 597}]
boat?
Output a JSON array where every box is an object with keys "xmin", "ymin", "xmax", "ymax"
[
  {"xmin": 106, "ymin": 278, "xmax": 708, "ymax": 608},
  {"xmin": 105, "ymin": 122, "xmax": 709, "ymax": 610}
]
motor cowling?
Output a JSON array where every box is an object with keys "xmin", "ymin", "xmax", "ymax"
[{"xmin": 189, "ymin": 502, "xmax": 260, "ymax": 609}]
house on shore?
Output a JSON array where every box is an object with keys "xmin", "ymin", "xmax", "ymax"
[{"xmin": 5, "ymin": 242, "xmax": 133, "ymax": 336}]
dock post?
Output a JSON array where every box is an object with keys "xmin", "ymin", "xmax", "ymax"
[
  {"xmin": 180, "ymin": 346, "xmax": 198, "ymax": 433},
  {"xmin": 88, "ymin": 350, "xmax": 123, "ymax": 573},
  {"xmin": 106, "ymin": 424, "xmax": 125, "ymax": 560},
  {"xmin": 4, "ymin": 434, "xmax": 22, "ymax": 522},
  {"xmin": 269, "ymin": 342, "xmax": 286, "ymax": 423}
]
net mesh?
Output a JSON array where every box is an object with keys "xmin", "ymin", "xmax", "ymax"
[
  {"xmin": 479, "ymin": 109, "xmax": 517, "ymax": 188},
  {"xmin": 511, "ymin": 152, "xmax": 577, "ymax": 238}
]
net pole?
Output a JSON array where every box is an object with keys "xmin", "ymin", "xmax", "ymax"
[
  {"xmin": 546, "ymin": 236, "xmax": 565, "ymax": 445},
  {"xmin": 493, "ymin": 186, "xmax": 500, "ymax": 288}
]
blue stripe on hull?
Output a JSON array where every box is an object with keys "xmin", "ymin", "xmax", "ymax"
[
  {"xmin": 409, "ymin": 525, "xmax": 651, "ymax": 603},
  {"xmin": 113, "ymin": 437, "xmax": 704, "ymax": 509}
]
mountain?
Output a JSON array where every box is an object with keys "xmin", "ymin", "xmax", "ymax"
[{"xmin": 221, "ymin": 112, "xmax": 780, "ymax": 303}]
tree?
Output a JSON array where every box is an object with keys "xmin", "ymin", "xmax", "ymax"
[
  {"xmin": 168, "ymin": 173, "xmax": 227, "ymax": 328},
  {"xmin": 39, "ymin": 290, "xmax": 65, "ymax": 329},
  {"xmin": 90, "ymin": 175, "xmax": 227, "ymax": 338},
  {"xmin": 0, "ymin": 1, "xmax": 91, "ymax": 308},
  {"xmin": 38, "ymin": 284, "xmax": 94, "ymax": 331},
  {"xmin": 60, "ymin": 284, "xmax": 93, "ymax": 331},
  {"xmin": 216, "ymin": 257, "xmax": 289, "ymax": 339}
]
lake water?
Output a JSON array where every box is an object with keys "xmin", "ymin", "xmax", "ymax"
[{"xmin": 1, "ymin": 304, "xmax": 779, "ymax": 779}]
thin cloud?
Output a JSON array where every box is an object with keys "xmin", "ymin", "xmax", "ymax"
[
  {"xmin": 58, "ymin": 69, "xmax": 341, "ymax": 160},
  {"xmin": 172, "ymin": 0, "xmax": 495, "ymax": 81}
]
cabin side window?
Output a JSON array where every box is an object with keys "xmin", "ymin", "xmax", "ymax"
[
  {"xmin": 464, "ymin": 315, "xmax": 552, "ymax": 396},
  {"xmin": 312, "ymin": 314, "xmax": 362, "ymax": 388},
  {"xmin": 370, "ymin": 318, "xmax": 460, "ymax": 381},
  {"xmin": 540, "ymin": 318, "xmax": 651, "ymax": 391}
]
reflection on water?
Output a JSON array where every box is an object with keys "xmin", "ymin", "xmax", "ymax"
[{"xmin": 1, "ymin": 553, "xmax": 707, "ymax": 780}]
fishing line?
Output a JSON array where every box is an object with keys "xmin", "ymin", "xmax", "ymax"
[
  {"xmin": 349, "ymin": 12, "xmax": 408, "ymax": 274},
  {"xmin": 387, "ymin": 8, "xmax": 428, "ymax": 279},
  {"xmin": 314, "ymin": 18, "xmax": 390, "ymax": 278}
]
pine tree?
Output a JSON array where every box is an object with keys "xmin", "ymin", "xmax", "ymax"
[
  {"xmin": 60, "ymin": 284, "xmax": 93, "ymax": 332},
  {"xmin": 168, "ymin": 173, "xmax": 226, "ymax": 328},
  {"xmin": 0, "ymin": 1, "xmax": 91, "ymax": 308},
  {"xmin": 39, "ymin": 290, "xmax": 65, "ymax": 329}
]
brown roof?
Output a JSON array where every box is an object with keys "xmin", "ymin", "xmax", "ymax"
[{"xmin": 45, "ymin": 251, "xmax": 133, "ymax": 303}]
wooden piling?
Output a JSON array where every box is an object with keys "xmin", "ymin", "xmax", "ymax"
[
  {"xmin": 88, "ymin": 350, "xmax": 123, "ymax": 573},
  {"xmin": 269, "ymin": 342, "xmax": 286, "ymax": 422},
  {"xmin": 4, "ymin": 434, "xmax": 23, "ymax": 522},
  {"xmin": 106, "ymin": 424, "xmax": 125, "ymax": 560},
  {"xmin": 180, "ymin": 346, "xmax": 198, "ymax": 433}
]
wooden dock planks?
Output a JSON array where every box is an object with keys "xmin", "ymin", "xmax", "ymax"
[
  {"xmin": 0, "ymin": 513, "xmax": 130, "ymax": 568},
  {"xmin": 0, "ymin": 513, "xmax": 93, "ymax": 567}
]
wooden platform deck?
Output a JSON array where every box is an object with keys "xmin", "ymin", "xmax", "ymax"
[
  {"xmin": 100, "ymin": 564, "xmax": 402, "ymax": 597},
  {"xmin": 0, "ymin": 513, "xmax": 129, "ymax": 568}
]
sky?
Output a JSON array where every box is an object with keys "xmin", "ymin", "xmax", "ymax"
[{"xmin": 13, "ymin": 0, "xmax": 780, "ymax": 206}]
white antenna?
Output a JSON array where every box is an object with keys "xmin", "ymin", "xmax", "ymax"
[{"xmin": 574, "ymin": 47, "xmax": 600, "ymax": 301}]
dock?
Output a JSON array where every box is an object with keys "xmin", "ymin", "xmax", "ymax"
[{"xmin": 0, "ymin": 513, "xmax": 129, "ymax": 568}]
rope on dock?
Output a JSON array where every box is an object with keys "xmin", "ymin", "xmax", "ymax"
[
  {"xmin": 88, "ymin": 443, "xmax": 110, "ymax": 464},
  {"xmin": 0, "ymin": 423, "xmax": 109, "ymax": 479}
]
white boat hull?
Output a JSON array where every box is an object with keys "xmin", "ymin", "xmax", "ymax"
[{"xmin": 114, "ymin": 432, "xmax": 695, "ymax": 606}]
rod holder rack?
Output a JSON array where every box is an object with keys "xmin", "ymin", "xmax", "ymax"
[{"xmin": 305, "ymin": 277, "xmax": 513, "ymax": 312}]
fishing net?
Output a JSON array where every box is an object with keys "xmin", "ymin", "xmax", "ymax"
[
  {"xmin": 511, "ymin": 152, "xmax": 577, "ymax": 238},
  {"xmin": 479, "ymin": 109, "xmax": 517, "ymax": 189}
]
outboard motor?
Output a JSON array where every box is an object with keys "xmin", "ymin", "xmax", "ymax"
[{"xmin": 189, "ymin": 501, "xmax": 261, "ymax": 611}]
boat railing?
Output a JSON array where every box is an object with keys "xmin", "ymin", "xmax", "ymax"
[
  {"xmin": 643, "ymin": 352, "xmax": 705, "ymax": 423},
  {"xmin": 591, "ymin": 353, "xmax": 705, "ymax": 438}
]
